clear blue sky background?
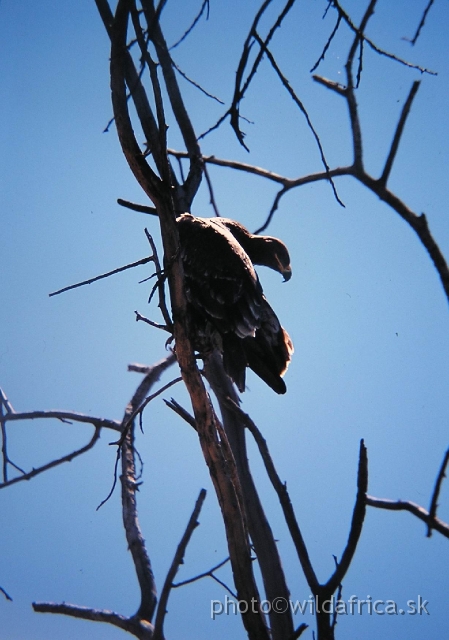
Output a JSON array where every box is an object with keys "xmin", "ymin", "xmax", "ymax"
[{"xmin": 1, "ymin": 1, "xmax": 448, "ymax": 638}]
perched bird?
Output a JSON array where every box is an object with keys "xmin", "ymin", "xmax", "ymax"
[{"xmin": 176, "ymin": 214, "xmax": 293, "ymax": 394}]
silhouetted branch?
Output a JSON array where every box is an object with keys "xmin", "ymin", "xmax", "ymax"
[
  {"xmin": 32, "ymin": 602, "xmax": 154, "ymax": 640},
  {"xmin": 405, "ymin": 0, "xmax": 435, "ymax": 46},
  {"xmin": 96, "ymin": 0, "xmax": 167, "ymax": 179},
  {"xmin": 292, "ymin": 623, "xmax": 309, "ymax": 639},
  {"xmin": 379, "ymin": 80, "xmax": 420, "ymax": 186},
  {"xmin": 153, "ymin": 489, "xmax": 207, "ymax": 640},
  {"xmin": 172, "ymin": 59, "xmax": 224, "ymax": 104},
  {"xmin": 427, "ymin": 447, "xmax": 449, "ymax": 537},
  {"xmin": 310, "ymin": 13, "xmax": 342, "ymax": 72},
  {"xmin": 135, "ymin": 310, "xmax": 170, "ymax": 332},
  {"xmin": 0, "ymin": 423, "xmax": 102, "ymax": 490},
  {"xmin": 204, "ymin": 351, "xmax": 295, "ymax": 640},
  {"xmin": 366, "ymin": 495, "xmax": 449, "ymax": 539},
  {"xmin": 324, "ymin": 440, "xmax": 368, "ymax": 592},
  {"xmin": 173, "ymin": 556, "xmax": 231, "ymax": 590},
  {"xmin": 223, "ymin": 397, "xmax": 319, "ymax": 593},
  {"xmin": 253, "ymin": 32, "xmax": 344, "ymax": 207},
  {"xmin": 119, "ymin": 376, "xmax": 182, "ymax": 436},
  {"xmin": 164, "ymin": 397, "xmax": 197, "ymax": 429},
  {"xmin": 0, "ymin": 586, "xmax": 12, "ymax": 602},
  {"xmin": 117, "ymin": 198, "xmax": 158, "ymax": 215},
  {"xmin": 49, "ymin": 256, "xmax": 155, "ymax": 297},
  {"xmin": 230, "ymin": 0, "xmax": 296, "ymax": 149},
  {"xmin": 203, "ymin": 164, "xmax": 221, "ymax": 217},
  {"xmin": 331, "ymin": 0, "xmax": 436, "ymax": 74},
  {"xmin": 144, "ymin": 228, "xmax": 172, "ymax": 329},
  {"xmin": 140, "ymin": 0, "xmax": 203, "ymax": 205},
  {"xmin": 169, "ymin": 0, "xmax": 209, "ymax": 50}
]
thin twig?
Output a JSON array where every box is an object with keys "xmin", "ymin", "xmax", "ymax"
[
  {"xmin": 292, "ymin": 623, "xmax": 309, "ymax": 639},
  {"xmin": 144, "ymin": 228, "xmax": 173, "ymax": 329},
  {"xmin": 164, "ymin": 397, "xmax": 197, "ymax": 429},
  {"xmin": 310, "ymin": 13, "xmax": 342, "ymax": 72},
  {"xmin": 168, "ymin": 149, "xmax": 291, "ymax": 185},
  {"xmin": 379, "ymin": 80, "xmax": 420, "ymax": 186},
  {"xmin": 331, "ymin": 0, "xmax": 436, "ymax": 74},
  {"xmin": 203, "ymin": 164, "xmax": 221, "ymax": 217},
  {"xmin": 324, "ymin": 440, "xmax": 368, "ymax": 592},
  {"xmin": 49, "ymin": 256, "xmax": 155, "ymax": 297},
  {"xmin": 0, "ymin": 426, "xmax": 102, "ymax": 490},
  {"xmin": 169, "ymin": 0, "xmax": 210, "ymax": 50},
  {"xmin": 135, "ymin": 310, "xmax": 169, "ymax": 332},
  {"xmin": 173, "ymin": 556, "xmax": 230, "ymax": 587},
  {"xmin": 0, "ymin": 586, "xmax": 13, "ymax": 601},
  {"xmin": 32, "ymin": 602, "xmax": 154, "ymax": 639},
  {"xmin": 404, "ymin": 0, "xmax": 435, "ymax": 46},
  {"xmin": 96, "ymin": 447, "xmax": 121, "ymax": 511},
  {"xmin": 427, "ymin": 447, "xmax": 449, "ymax": 537},
  {"xmin": 2, "ymin": 411, "xmax": 120, "ymax": 430},
  {"xmin": 0, "ymin": 389, "xmax": 15, "ymax": 414},
  {"xmin": 366, "ymin": 495, "xmax": 449, "ymax": 539},
  {"xmin": 118, "ymin": 376, "xmax": 182, "ymax": 437},
  {"xmin": 153, "ymin": 489, "xmax": 207, "ymax": 640},
  {"xmin": 172, "ymin": 59, "xmax": 224, "ymax": 104},
  {"xmin": 230, "ymin": 0, "xmax": 296, "ymax": 148},
  {"xmin": 117, "ymin": 198, "xmax": 158, "ymax": 215}
]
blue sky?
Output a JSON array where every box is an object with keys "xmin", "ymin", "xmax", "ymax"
[{"xmin": 1, "ymin": 1, "xmax": 449, "ymax": 638}]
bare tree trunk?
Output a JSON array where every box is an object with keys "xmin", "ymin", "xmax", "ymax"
[{"xmin": 205, "ymin": 351, "xmax": 294, "ymax": 640}]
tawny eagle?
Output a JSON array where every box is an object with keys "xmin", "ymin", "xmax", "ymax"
[{"xmin": 177, "ymin": 214, "xmax": 293, "ymax": 394}]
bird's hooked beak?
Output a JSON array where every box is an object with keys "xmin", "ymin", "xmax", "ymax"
[
  {"xmin": 282, "ymin": 266, "xmax": 292, "ymax": 282},
  {"xmin": 274, "ymin": 254, "xmax": 292, "ymax": 282}
]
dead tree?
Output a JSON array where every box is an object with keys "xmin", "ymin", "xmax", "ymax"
[{"xmin": 1, "ymin": 1, "xmax": 448, "ymax": 639}]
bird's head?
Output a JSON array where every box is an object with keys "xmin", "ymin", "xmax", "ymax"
[{"xmin": 263, "ymin": 237, "xmax": 292, "ymax": 282}]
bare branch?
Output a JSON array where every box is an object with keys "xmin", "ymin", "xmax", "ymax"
[
  {"xmin": 117, "ymin": 198, "xmax": 158, "ymax": 215},
  {"xmin": 141, "ymin": 0, "xmax": 203, "ymax": 205},
  {"xmin": 96, "ymin": 0, "xmax": 167, "ymax": 180},
  {"xmin": 144, "ymin": 228, "xmax": 172, "ymax": 329},
  {"xmin": 169, "ymin": 0, "xmax": 210, "ymax": 50},
  {"xmin": 0, "ymin": 425, "xmax": 102, "ymax": 490},
  {"xmin": 1, "ymin": 397, "xmax": 26, "ymax": 482},
  {"xmin": 310, "ymin": 13, "xmax": 342, "ymax": 73},
  {"xmin": 164, "ymin": 397, "xmax": 197, "ymax": 429},
  {"xmin": 153, "ymin": 489, "xmax": 207, "ymax": 640},
  {"xmin": 173, "ymin": 556, "xmax": 230, "ymax": 588},
  {"xmin": 0, "ymin": 388, "xmax": 15, "ymax": 414},
  {"xmin": 230, "ymin": 0, "xmax": 296, "ymax": 148},
  {"xmin": 292, "ymin": 623, "xmax": 309, "ymax": 639},
  {"xmin": 168, "ymin": 149, "xmax": 291, "ymax": 185},
  {"xmin": 223, "ymin": 397, "xmax": 319, "ymax": 593},
  {"xmin": 324, "ymin": 440, "xmax": 368, "ymax": 592},
  {"xmin": 404, "ymin": 0, "xmax": 435, "ymax": 46},
  {"xmin": 366, "ymin": 496, "xmax": 449, "ymax": 539},
  {"xmin": 32, "ymin": 602, "xmax": 154, "ymax": 640},
  {"xmin": 203, "ymin": 164, "xmax": 221, "ymax": 217},
  {"xmin": 135, "ymin": 310, "xmax": 170, "ymax": 332},
  {"xmin": 313, "ymin": 73, "xmax": 347, "ymax": 96},
  {"xmin": 0, "ymin": 585, "xmax": 13, "ymax": 601},
  {"xmin": 119, "ymin": 376, "xmax": 182, "ymax": 435},
  {"xmin": 331, "ymin": 0, "xmax": 436, "ymax": 74},
  {"xmin": 427, "ymin": 447, "xmax": 449, "ymax": 537},
  {"xmin": 379, "ymin": 80, "xmax": 420, "ymax": 186},
  {"xmin": 356, "ymin": 174, "xmax": 449, "ymax": 305},
  {"xmin": 204, "ymin": 351, "xmax": 295, "ymax": 639},
  {"xmin": 121, "ymin": 422, "xmax": 157, "ymax": 622},
  {"xmin": 110, "ymin": 0, "xmax": 164, "ymax": 205},
  {"xmin": 49, "ymin": 256, "xmax": 155, "ymax": 297},
  {"xmin": 172, "ymin": 59, "xmax": 224, "ymax": 105},
  {"xmin": 2, "ymin": 410, "xmax": 120, "ymax": 431}
]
